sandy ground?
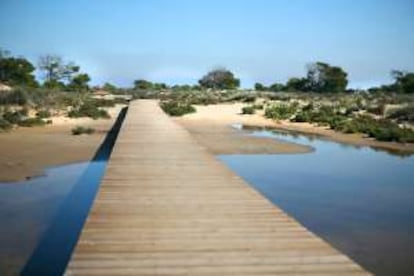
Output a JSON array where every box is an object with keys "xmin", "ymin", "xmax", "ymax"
[
  {"xmin": 0, "ymin": 105, "xmax": 124, "ymax": 182},
  {"xmin": 174, "ymin": 103, "xmax": 312, "ymax": 155},
  {"xmin": 175, "ymin": 103, "xmax": 414, "ymax": 155}
]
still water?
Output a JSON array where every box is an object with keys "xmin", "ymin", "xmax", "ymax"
[
  {"xmin": 0, "ymin": 107, "xmax": 126, "ymax": 275},
  {"xmin": 0, "ymin": 162, "xmax": 89, "ymax": 275},
  {"xmin": 219, "ymin": 127, "xmax": 414, "ymax": 276}
]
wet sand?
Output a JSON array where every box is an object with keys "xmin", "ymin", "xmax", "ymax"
[
  {"xmin": 0, "ymin": 106, "xmax": 123, "ymax": 182},
  {"xmin": 175, "ymin": 103, "xmax": 414, "ymax": 155}
]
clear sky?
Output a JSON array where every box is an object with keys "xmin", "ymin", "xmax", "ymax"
[{"xmin": 1, "ymin": 0, "xmax": 413, "ymax": 88}]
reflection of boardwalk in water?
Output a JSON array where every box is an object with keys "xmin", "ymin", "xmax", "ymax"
[{"xmin": 66, "ymin": 100, "xmax": 370, "ymax": 275}]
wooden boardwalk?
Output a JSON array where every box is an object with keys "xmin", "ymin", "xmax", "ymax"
[{"xmin": 66, "ymin": 100, "xmax": 370, "ymax": 275}]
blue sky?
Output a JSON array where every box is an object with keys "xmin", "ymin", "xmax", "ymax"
[{"xmin": 1, "ymin": 0, "xmax": 413, "ymax": 88}]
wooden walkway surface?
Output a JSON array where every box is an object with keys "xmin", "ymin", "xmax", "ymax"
[{"xmin": 66, "ymin": 100, "xmax": 370, "ymax": 275}]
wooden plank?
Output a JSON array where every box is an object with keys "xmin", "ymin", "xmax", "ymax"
[{"xmin": 66, "ymin": 100, "xmax": 370, "ymax": 275}]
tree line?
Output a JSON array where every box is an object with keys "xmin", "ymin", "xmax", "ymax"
[
  {"xmin": 1, "ymin": 47, "xmax": 413, "ymax": 94},
  {"xmin": 0, "ymin": 48, "xmax": 90, "ymax": 92}
]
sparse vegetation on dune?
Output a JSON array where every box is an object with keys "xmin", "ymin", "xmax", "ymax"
[
  {"xmin": 68, "ymin": 101, "xmax": 110, "ymax": 119},
  {"xmin": 262, "ymin": 94, "xmax": 414, "ymax": 143}
]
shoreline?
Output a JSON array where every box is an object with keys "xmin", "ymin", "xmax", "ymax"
[
  {"xmin": 176, "ymin": 103, "xmax": 414, "ymax": 156},
  {"xmin": 0, "ymin": 105, "xmax": 124, "ymax": 183},
  {"xmin": 2, "ymin": 102, "xmax": 412, "ymax": 182}
]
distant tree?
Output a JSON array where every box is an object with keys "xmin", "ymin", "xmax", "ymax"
[
  {"xmin": 269, "ymin": 83, "xmax": 284, "ymax": 92},
  {"xmin": 102, "ymin": 82, "xmax": 117, "ymax": 92},
  {"xmin": 285, "ymin": 77, "xmax": 308, "ymax": 92},
  {"xmin": 172, "ymin": 84, "xmax": 192, "ymax": 91},
  {"xmin": 392, "ymin": 70, "xmax": 414, "ymax": 93},
  {"xmin": 0, "ymin": 51, "xmax": 38, "ymax": 87},
  {"xmin": 199, "ymin": 68, "xmax": 240, "ymax": 89},
  {"xmin": 38, "ymin": 55, "xmax": 80, "ymax": 86},
  {"xmin": 254, "ymin": 82, "xmax": 266, "ymax": 91},
  {"xmin": 153, "ymin": 82, "xmax": 168, "ymax": 90},
  {"xmin": 68, "ymin": 73, "xmax": 90, "ymax": 92},
  {"xmin": 134, "ymin": 79, "xmax": 153, "ymax": 90},
  {"xmin": 306, "ymin": 62, "xmax": 348, "ymax": 93}
]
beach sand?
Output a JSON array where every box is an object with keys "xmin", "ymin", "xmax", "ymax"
[
  {"xmin": 175, "ymin": 103, "xmax": 414, "ymax": 155},
  {"xmin": 0, "ymin": 105, "xmax": 123, "ymax": 182}
]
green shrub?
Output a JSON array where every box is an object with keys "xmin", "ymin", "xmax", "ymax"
[
  {"xmin": 252, "ymin": 104, "xmax": 264, "ymax": 110},
  {"xmin": 367, "ymin": 104, "xmax": 385, "ymax": 115},
  {"xmin": 71, "ymin": 126, "xmax": 95, "ymax": 135},
  {"xmin": 0, "ymin": 118, "xmax": 12, "ymax": 131},
  {"xmin": 18, "ymin": 117, "xmax": 46, "ymax": 127},
  {"xmin": 36, "ymin": 110, "xmax": 51, "ymax": 118},
  {"xmin": 68, "ymin": 102, "xmax": 110, "ymax": 119},
  {"xmin": 241, "ymin": 106, "xmax": 255, "ymax": 114},
  {"xmin": 0, "ymin": 88, "xmax": 29, "ymax": 105},
  {"xmin": 88, "ymin": 98, "xmax": 116, "ymax": 107},
  {"xmin": 3, "ymin": 111, "xmax": 22, "ymax": 124},
  {"xmin": 160, "ymin": 101, "xmax": 196, "ymax": 116},
  {"xmin": 292, "ymin": 111, "xmax": 310, "ymax": 122},
  {"xmin": 387, "ymin": 105, "xmax": 414, "ymax": 123},
  {"xmin": 265, "ymin": 104, "xmax": 297, "ymax": 120}
]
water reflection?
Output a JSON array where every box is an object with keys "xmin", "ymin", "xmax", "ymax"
[
  {"xmin": 220, "ymin": 126, "xmax": 414, "ymax": 276},
  {"xmin": 0, "ymin": 162, "xmax": 88, "ymax": 275}
]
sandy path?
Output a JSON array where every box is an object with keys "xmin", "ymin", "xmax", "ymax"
[{"xmin": 0, "ymin": 105, "xmax": 124, "ymax": 182}]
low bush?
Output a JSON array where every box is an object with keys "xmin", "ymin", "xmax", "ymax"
[
  {"xmin": 253, "ymin": 104, "xmax": 264, "ymax": 110},
  {"xmin": 71, "ymin": 126, "xmax": 95, "ymax": 135},
  {"xmin": 0, "ymin": 88, "xmax": 29, "ymax": 105},
  {"xmin": 387, "ymin": 105, "xmax": 414, "ymax": 123},
  {"xmin": 3, "ymin": 110, "xmax": 22, "ymax": 124},
  {"xmin": 160, "ymin": 101, "xmax": 196, "ymax": 116},
  {"xmin": 36, "ymin": 110, "xmax": 51, "ymax": 118},
  {"xmin": 18, "ymin": 117, "xmax": 46, "ymax": 127},
  {"xmin": 241, "ymin": 106, "xmax": 255, "ymax": 114},
  {"xmin": 265, "ymin": 104, "xmax": 297, "ymax": 120},
  {"xmin": 0, "ymin": 118, "xmax": 12, "ymax": 131},
  {"xmin": 89, "ymin": 98, "xmax": 116, "ymax": 107},
  {"xmin": 68, "ymin": 102, "xmax": 110, "ymax": 119}
]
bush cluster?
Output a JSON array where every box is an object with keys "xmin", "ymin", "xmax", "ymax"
[
  {"xmin": 36, "ymin": 109, "xmax": 51, "ymax": 118},
  {"xmin": 68, "ymin": 101, "xmax": 110, "ymax": 119},
  {"xmin": 241, "ymin": 106, "xmax": 255, "ymax": 114},
  {"xmin": 160, "ymin": 101, "xmax": 196, "ymax": 116},
  {"xmin": 71, "ymin": 126, "xmax": 95, "ymax": 135},
  {"xmin": 265, "ymin": 103, "xmax": 297, "ymax": 120},
  {"xmin": 17, "ymin": 117, "xmax": 46, "ymax": 127},
  {"xmin": 0, "ymin": 118, "xmax": 12, "ymax": 131}
]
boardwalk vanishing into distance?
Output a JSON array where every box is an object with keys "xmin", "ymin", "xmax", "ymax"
[{"xmin": 66, "ymin": 100, "xmax": 370, "ymax": 275}]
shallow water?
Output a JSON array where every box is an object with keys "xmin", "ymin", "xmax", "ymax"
[
  {"xmin": 0, "ymin": 107, "xmax": 127, "ymax": 275},
  {"xmin": 0, "ymin": 162, "xmax": 89, "ymax": 275},
  {"xmin": 219, "ymin": 127, "xmax": 414, "ymax": 276}
]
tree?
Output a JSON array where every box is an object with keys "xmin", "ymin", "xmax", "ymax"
[
  {"xmin": 285, "ymin": 77, "xmax": 308, "ymax": 92},
  {"xmin": 199, "ymin": 68, "xmax": 240, "ymax": 89},
  {"xmin": 102, "ymin": 82, "xmax": 117, "ymax": 92},
  {"xmin": 38, "ymin": 55, "xmax": 80, "ymax": 86},
  {"xmin": 134, "ymin": 79, "xmax": 153, "ymax": 90},
  {"xmin": 0, "ymin": 52, "xmax": 38, "ymax": 87},
  {"xmin": 254, "ymin": 82, "xmax": 266, "ymax": 91},
  {"xmin": 306, "ymin": 62, "xmax": 348, "ymax": 93},
  {"xmin": 392, "ymin": 70, "xmax": 414, "ymax": 93},
  {"xmin": 269, "ymin": 83, "xmax": 284, "ymax": 92},
  {"xmin": 68, "ymin": 73, "xmax": 90, "ymax": 92}
]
